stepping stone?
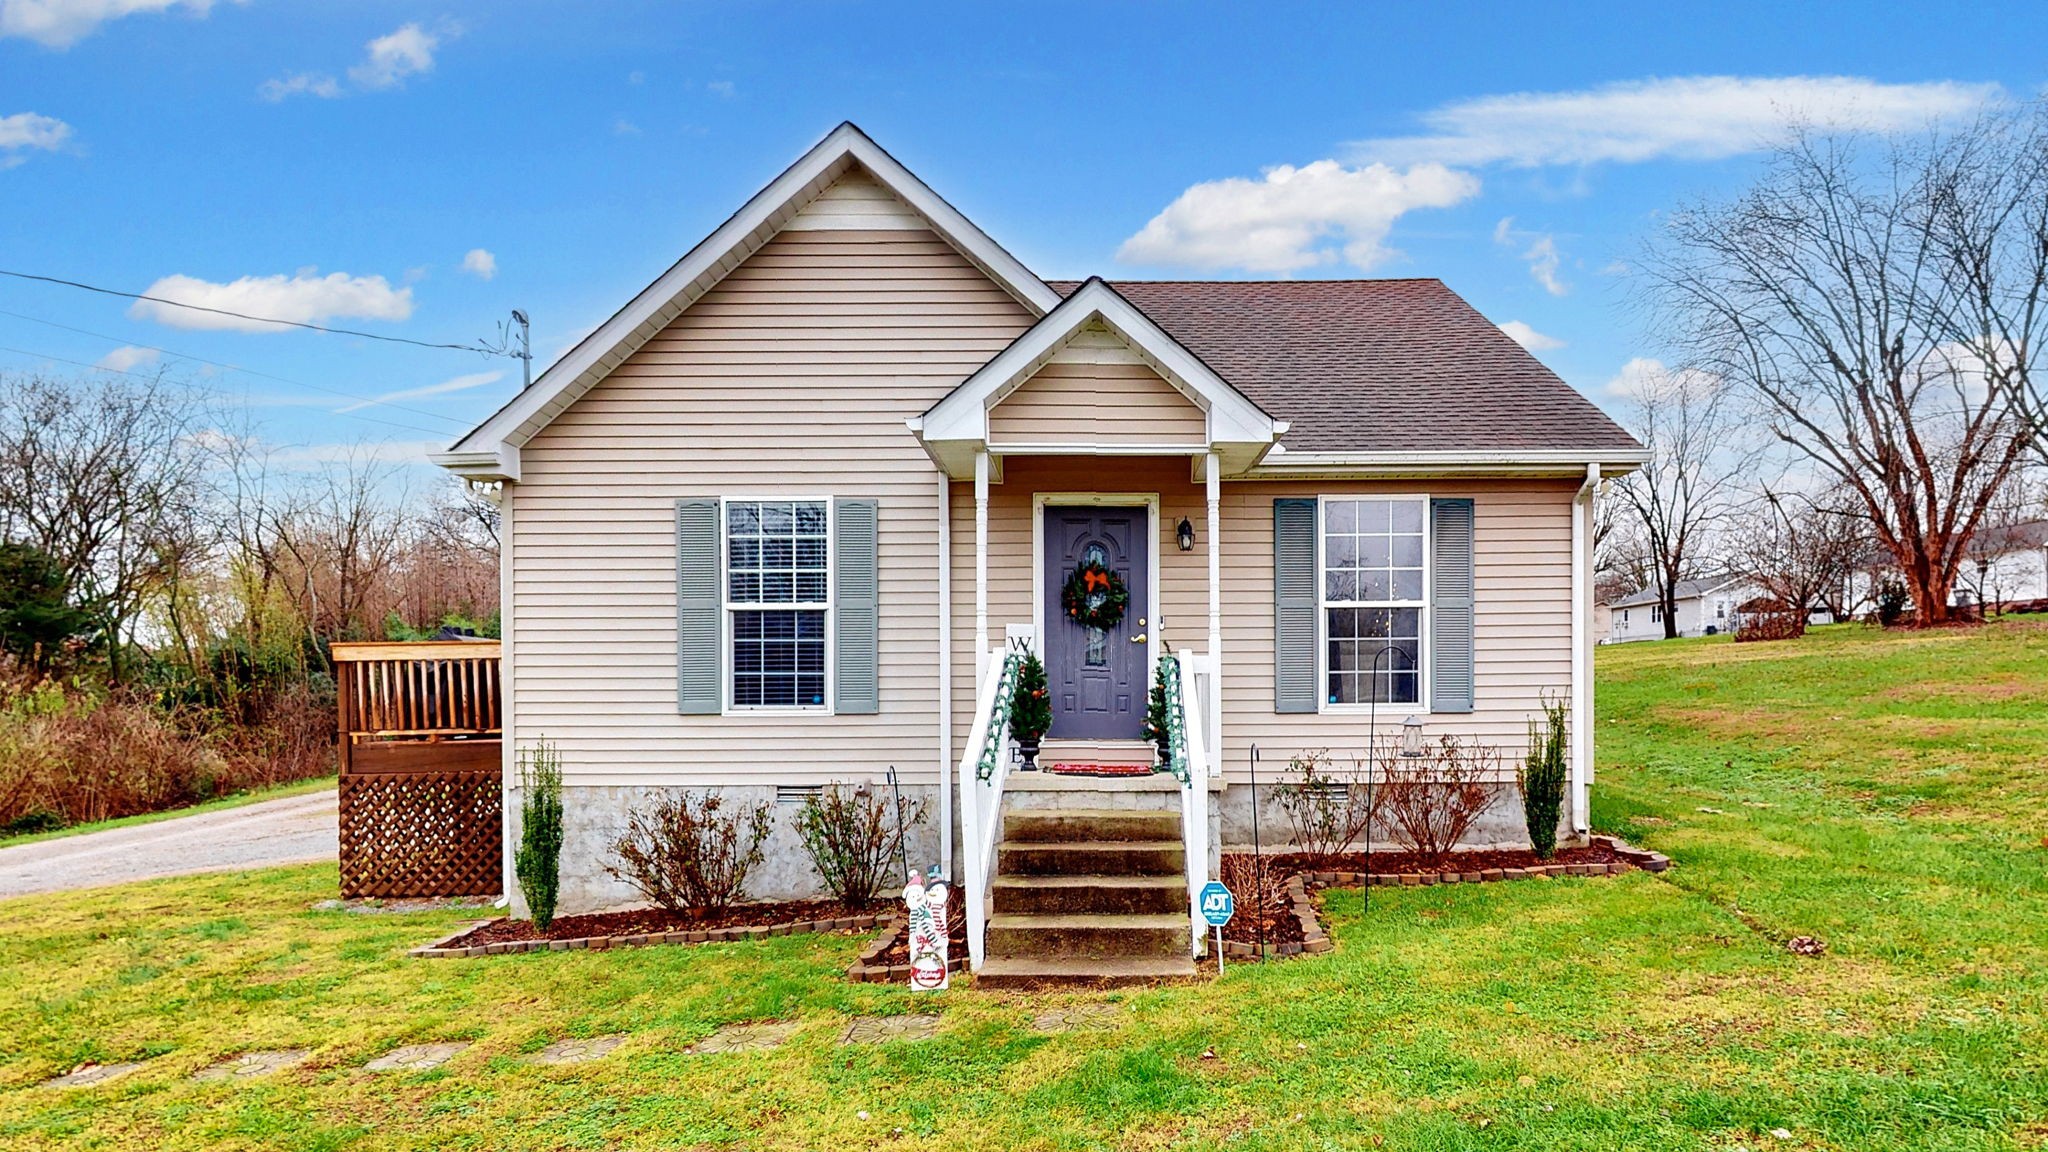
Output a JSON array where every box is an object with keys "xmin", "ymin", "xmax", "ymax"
[
  {"xmin": 684, "ymin": 1021, "xmax": 801, "ymax": 1055},
  {"xmin": 192, "ymin": 1050, "xmax": 310, "ymax": 1081},
  {"xmin": 1029, "ymin": 1004, "xmax": 1126, "ymax": 1033},
  {"xmin": 526, "ymin": 1034, "xmax": 626, "ymax": 1065},
  {"xmin": 364, "ymin": 1042, "xmax": 469, "ymax": 1072},
  {"xmin": 839, "ymin": 1015, "xmax": 941, "ymax": 1045},
  {"xmin": 40, "ymin": 1062, "xmax": 145, "ymax": 1089}
]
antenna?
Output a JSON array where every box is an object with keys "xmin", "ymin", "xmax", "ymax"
[{"xmin": 508, "ymin": 310, "xmax": 532, "ymax": 390}]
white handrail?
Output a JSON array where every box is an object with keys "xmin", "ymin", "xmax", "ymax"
[
  {"xmin": 956, "ymin": 648, "xmax": 1014, "ymax": 971},
  {"xmin": 1176, "ymin": 655, "xmax": 1211, "ymax": 957}
]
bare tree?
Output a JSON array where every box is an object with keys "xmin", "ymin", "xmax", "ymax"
[
  {"xmin": 1609, "ymin": 362, "xmax": 1753, "ymax": 638},
  {"xmin": 1729, "ymin": 485, "xmax": 1873, "ymax": 627},
  {"xmin": 1643, "ymin": 110, "xmax": 2045, "ymax": 625}
]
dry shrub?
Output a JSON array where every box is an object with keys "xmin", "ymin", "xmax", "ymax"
[
  {"xmin": 1734, "ymin": 608, "xmax": 1805, "ymax": 642},
  {"xmin": 1274, "ymin": 747, "xmax": 1386, "ymax": 861},
  {"xmin": 1219, "ymin": 852, "xmax": 1290, "ymax": 925},
  {"xmin": 606, "ymin": 790, "xmax": 772, "ymax": 915},
  {"xmin": 794, "ymin": 782, "xmax": 926, "ymax": 903},
  {"xmin": 1379, "ymin": 735, "xmax": 1499, "ymax": 867}
]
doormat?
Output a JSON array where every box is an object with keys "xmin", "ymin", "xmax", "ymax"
[{"xmin": 1043, "ymin": 762, "xmax": 1156, "ymax": 777}]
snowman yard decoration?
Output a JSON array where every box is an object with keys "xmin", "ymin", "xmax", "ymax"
[{"xmin": 902, "ymin": 869, "xmax": 951, "ymax": 991}]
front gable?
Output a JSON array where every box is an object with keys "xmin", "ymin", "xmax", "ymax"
[{"xmin": 986, "ymin": 320, "xmax": 1207, "ymax": 449}]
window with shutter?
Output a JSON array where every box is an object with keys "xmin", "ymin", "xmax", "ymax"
[
  {"xmin": 1273, "ymin": 498, "xmax": 1318, "ymax": 713},
  {"xmin": 675, "ymin": 499, "xmax": 722, "ymax": 714},
  {"xmin": 832, "ymin": 498, "xmax": 879, "ymax": 715},
  {"xmin": 1428, "ymin": 497, "xmax": 1475, "ymax": 713}
]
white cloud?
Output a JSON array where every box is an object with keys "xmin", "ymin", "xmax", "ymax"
[
  {"xmin": 259, "ymin": 71, "xmax": 340, "ymax": 102},
  {"xmin": 1356, "ymin": 76, "xmax": 2001, "ymax": 169},
  {"xmin": 335, "ymin": 370, "xmax": 501, "ymax": 414},
  {"xmin": 1117, "ymin": 160, "xmax": 1480, "ymax": 274},
  {"xmin": 0, "ymin": 111, "xmax": 71, "ymax": 167},
  {"xmin": 460, "ymin": 248, "xmax": 496, "ymax": 280},
  {"xmin": 0, "ymin": 0, "xmax": 222, "ymax": 48},
  {"xmin": 613, "ymin": 118, "xmax": 640, "ymax": 136},
  {"xmin": 1494, "ymin": 217, "xmax": 1569, "ymax": 296},
  {"xmin": 1603, "ymin": 356, "xmax": 1724, "ymax": 403},
  {"xmin": 706, "ymin": 80, "xmax": 735, "ymax": 98},
  {"xmin": 348, "ymin": 22, "xmax": 441, "ymax": 90},
  {"xmin": 1499, "ymin": 321, "xmax": 1564, "ymax": 352},
  {"xmin": 95, "ymin": 345, "xmax": 159, "ymax": 372},
  {"xmin": 128, "ymin": 269, "xmax": 414, "ymax": 332}
]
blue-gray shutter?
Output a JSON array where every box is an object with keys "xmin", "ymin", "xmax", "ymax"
[
  {"xmin": 833, "ymin": 498, "xmax": 880, "ymax": 715},
  {"xmin": 1273, "ymin": 498, "xmax": 1318, "ymax": 713},
  {"xmin": 1430, "ymin": 498, "xmax": 1475, "ymax": 713},
  {"xmin": 675, "ymin": 498, "xmax": 721, "ymax": 714}
]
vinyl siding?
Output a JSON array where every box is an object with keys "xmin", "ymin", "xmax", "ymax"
[
  {"xmin": 947, "ymin": 462, "xmax": 1576, "ymax": 780},
  {"xmin": 987, "ymin": 324, "xmax": 1207, "ymax": 447},
  {"xmin": 511, "ymin": 227, "xmax": 1034, "ymax": 786}
]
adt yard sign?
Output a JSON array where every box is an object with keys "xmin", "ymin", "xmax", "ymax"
[
  {"xmin": 1199, "ymin": 881, "xmax": 1234, "ymax": 926},
  {"xmin": 1198, "ymin": 881, "xmax": 1234, "ymax": 973}
]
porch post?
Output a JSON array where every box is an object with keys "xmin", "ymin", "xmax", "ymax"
[
  {"xmin": 1205, "ymin": 452, "xmax": 1222, "ymax": 661},
  {"xmin": 1570, "ymin": 463, "xmax": 1596, "ymax": 836},
  {"xmin": 974, "ymin": 449, "xmax": 990, "ymax": 675},
  {"xmin": 936, "ymin": 470, "xmax": 953, "ymax": 881}
]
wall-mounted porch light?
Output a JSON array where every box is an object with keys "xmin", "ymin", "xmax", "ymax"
[
  {"xmin": 1176, "ymin": 517, "xmax": 1195, "ymax": 552},
  {"xmin": 1400, "ymin": 714, "xmax": 1426, "ymax": 757}
]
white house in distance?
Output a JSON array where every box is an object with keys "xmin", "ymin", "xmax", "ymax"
[
  {"xmin": 1606, "ymin": 576, "xmax": 1754, "ymax": 643},
  {"xmin": 433, "ymin": 123, "xmax": 1647, "ymax": 983}
]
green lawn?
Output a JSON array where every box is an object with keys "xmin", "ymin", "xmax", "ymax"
[{"xmin": 2, "ymin": 621, "xmax": 2045, "ymax": 1150}]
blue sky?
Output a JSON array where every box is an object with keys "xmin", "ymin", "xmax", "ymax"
[{"xmin": 3, "ymin": 0, "xmax": 2045, "ymax": 474}]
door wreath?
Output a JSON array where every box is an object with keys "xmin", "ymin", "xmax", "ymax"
[{"xmin": 1060, "ymin": 559, "xmax": 1130, "ymax": 631}]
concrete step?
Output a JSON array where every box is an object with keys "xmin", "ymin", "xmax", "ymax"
[
  {"xmin": 988, "ymin": 912, "xmax": 1190, "ymax": 958},
  {"xmin": 992, "ymin": 874, "xmax": 1187, "ymax": 916},
  {"xmin": 1002, "ymin": 808, "xmax": 1180, "ymax": 845},
  {"xmin": 976, "ymin": 954, "xmax": 1197, "ymax": 989},
  {"xmin": 997, "ymin": 839, "xmax": 1185, "ymax": 878},
  {"xmin": 1037, "ymin": 738, "xmax": 1157, "ymax": 768}
]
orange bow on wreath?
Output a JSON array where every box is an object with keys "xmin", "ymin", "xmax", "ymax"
[{"xmin": 1059, "ymin": 559, "xmax": 1130, "ymax": 632}]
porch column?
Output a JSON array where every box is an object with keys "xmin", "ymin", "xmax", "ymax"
[
  {"xmin": 974, "ymin": 449, "xmax": 990, "ymax": 674},
  {"xmin": 1205, "ymin": 452, "xmax": 1222, "ymax": 661}
]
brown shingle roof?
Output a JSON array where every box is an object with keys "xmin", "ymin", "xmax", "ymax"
[{"xmin": 1046, "ymin": 279, "xmax": 1639, "ymax": 455}]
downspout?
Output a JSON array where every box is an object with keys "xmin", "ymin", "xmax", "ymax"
[
  {"xmin": 936, "ymin": 471, "xmax": 953, "ymax": 880},
  {"xmin": 1570, "ymin": 462, "xmax": 1598, "ymax": 838},
  {"xmin": 497, "ymin": 481, "xmax": 516, "ymax": 907}
]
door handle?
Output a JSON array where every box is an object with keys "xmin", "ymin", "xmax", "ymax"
[{"xmin": 1131, "ymin": 633, "xmax": 1147, "ymax": 643}]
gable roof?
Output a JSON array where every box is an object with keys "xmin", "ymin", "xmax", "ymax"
[
  {"xmin": 1049, "ymin": 279, "xmax": 1641, "ymax": 462},
  {"xmin": 433, "ymin": 122, "xmax": 1060, "ymax": 481},
  {"xmin": 1608, "ymin": 576, "xmax": 1749, "ymax": 609},
  {"xmin": 913, "ymin": 277, "xmax": 1282, "ymax": 476}
]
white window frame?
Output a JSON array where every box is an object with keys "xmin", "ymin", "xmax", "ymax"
[
  {"xmin": 720, "ymin": 495, "xmax": 835, "ymax": 715},
  {"xmin": 1316, "ymin": 494, "xmax": 1431, "ymax": 714}
]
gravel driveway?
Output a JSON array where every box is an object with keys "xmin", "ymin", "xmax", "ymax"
[{"xmin": 0, "ymin": 786, "xmax": 337, "ymax": 899}]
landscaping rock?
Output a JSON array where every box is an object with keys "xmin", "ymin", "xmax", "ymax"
[
  {"xmin": 192, "ymin": 1050, "xmax": 310, "ymax": 1081},
  {"xmin": 527, "ymin": 1034, "xmax": 626, "ymax": 1065},
  {"xmin": 839, "ymin": 1015, "xmax": 941, "ymax": 1044},
  {"xmin": 40, "ymin": 1062, "xmax": 145, "ymax": 1089},
  {"xmin": 1029, "ymin": 1004, "xmax": 1126, "ymax": 1033},
  {"xmin": 364, "ymin": 1042, "xmax": 469, "ymax": 1072},
  {"xmin": 685, "ymin": 1021, "xmax": 801, "ymax": 1055}
]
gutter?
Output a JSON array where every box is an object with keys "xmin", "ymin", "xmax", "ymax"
[{"xmin": 1570, "ymin": 462, "xmax": 1599, "ymax": 836}]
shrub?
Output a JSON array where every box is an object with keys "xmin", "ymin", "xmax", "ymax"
[
  {"xmin": 1379, "ymin": 735, "xmax": 1499, "ymax": 867},
  {"xmin": 1876, "ymin": 580, "xmax": 1911, "ymax": 627},
  {"xmin": 1274, "ymin": 747, "xmax": 1383, "ymax": 861},
  {"xmin": 606, "ymin": 790, "xmax": 771, "ymax": 915},
  {"xmin": 1008, "ymin": 652, "xmax": 1050, "ymax": 748},
  {"xmin": 514, "ymin": 740, "xmax": 565, "ymax": 929},
  {"xmin": 1518, "ymin": 696, "xmax": 1568, "ymax": 859},
  {"xmin": 1734, "ymin": 607, "xmax": 1805, "ymax": 642},
  {"xmin": 795, "ymin": 782, "xmax": 926, "ymax": 903}
]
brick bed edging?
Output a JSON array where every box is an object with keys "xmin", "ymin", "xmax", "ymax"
[
  {"xmin": 844, "ymin": 918, "xmax": 970, "ymax": 983},
  {"xmin": 409, "ymin": 912, "xmax": 892, "ymax": 959},
  {"xmin": 1219, "ymin": 837, "xmax": 1672, "ymax": 961}
]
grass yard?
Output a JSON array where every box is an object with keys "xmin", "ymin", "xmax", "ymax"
[{"xmin": 2, "ymin": 622, "xmax": 2046, "ymax": 1150}]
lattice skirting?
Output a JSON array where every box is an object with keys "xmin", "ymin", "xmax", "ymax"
[{"xmin": 339, "ymin": 771, "xmax": 502, "ymax": 898}]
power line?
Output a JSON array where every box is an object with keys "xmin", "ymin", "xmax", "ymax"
[
  {"xmin": 0, "ymin": 342, "xmax": 460, "ymax": 439},
  {"xmin": 0, "ymin": 267, "xmax": 510, "ymax": 355},
  {"xmin": 0, "ymin": 306, "xmax": 474, "ymax": 429}
]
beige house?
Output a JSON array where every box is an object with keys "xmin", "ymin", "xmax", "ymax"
[{"xmin": 436, "ymin": 124, "xmax": 1645, "ymax": 981}]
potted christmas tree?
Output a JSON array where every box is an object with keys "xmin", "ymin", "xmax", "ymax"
[
  {"xmin": 1009, "ymin": 652, "xmax": 1051, "ymax": 770},
  {"xmin": 1142, "ymin": 659, "xmax": 1173, "ymax": 772}
]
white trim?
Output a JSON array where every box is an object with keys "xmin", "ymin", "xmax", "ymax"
[
  {"xmin": 1031, "ymin": 492, "xmax": 1162, "ymax": 739},
  {"xmin": 974, "ymin": 451, "xmax": 990, "ymax": 680},
  {"xmin": 441, "ymin": 123, "xmax": 1059, "ymax": 473},
  {"xmin": 919, "ymin": 278, "xmax": 1279, "ymax": 457},
  {"xmin": 718, "ymin": 496, "xmax": 836, "ymax": 716},
  {"xmin": 1315, "ymin": 494, "xmax": 1433, "ymax": 716},
  {"xmin": 936, "ymin": 470, "xmax": 953, "ymax": 881},
  {"xmin": 499, "ymin": 483, "xmax": 516, "ymax": 905},
  {"xmin": 1249, "ymin": 447, "xmax": 1650, "ymax": 480},
  {"xmin": 1571, "ymin": 463, "xmax": 1597, "ymax": 835}
]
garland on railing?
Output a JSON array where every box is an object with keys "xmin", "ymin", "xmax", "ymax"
[
  {"xmin": 1157, "ymin": 654, "xmax": 1192, "ymax": 785},
  {"xmin": 974, "ymin": 653, "xmax": 1022, "ymax": 783}
]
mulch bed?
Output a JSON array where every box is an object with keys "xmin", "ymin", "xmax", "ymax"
[
  {"xmin": 415, "ymin": 897, "xmax": 893, "ymax": 958},
  {"xmin": 1261, "ymin": 842, "xmax": 1618, "ymax": 878},
  {"xmin": 846, "ymin": 901, "xmax": 971, "ymax": 983}
]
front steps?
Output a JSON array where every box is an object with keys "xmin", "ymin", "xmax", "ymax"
[{"xmin": 977, "ymin": 807, "xmax": 1196, "ymax": 987}]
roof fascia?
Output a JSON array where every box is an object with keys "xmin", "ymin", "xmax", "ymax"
[{"xmin": 441, "ymin": 122, "xmax": 1060, "ymax": 466}]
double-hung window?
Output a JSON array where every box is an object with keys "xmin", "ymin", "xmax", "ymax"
[
  {"xmin": 724, "ymin": 499, "xmax": 830, "ymax": 709},
  {"xmin": 1321, "ymin": 496, "xmax": 1427, "ymax": 706}
]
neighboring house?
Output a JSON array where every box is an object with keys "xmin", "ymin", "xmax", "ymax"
[
  {"xmin": 1957, "ymin": 519, "xmax": 2048, "ymax": 610},
  {"xmin": 434, "ymin": 124, "xmax": 1646, "ymax": 975},
  {"xmin": 1606, "ymin": 577, "xmax": 1755, "ymax": 642}
]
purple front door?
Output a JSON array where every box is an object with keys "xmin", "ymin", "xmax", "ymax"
[{"xmin": 1043, "ymin": 506, "xmax": 1149, "ymax": 740}]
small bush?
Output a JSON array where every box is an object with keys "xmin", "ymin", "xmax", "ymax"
[
  {"xmin": 1142, "ymin": 659, "xmax": 1173, "ymax": 768},
  {"xmin": 795, "ymin": 782, "xmax": 926, "ymax": 903},
  {"xmin": 1876, "ymin": 580, "xmax": 1911, "ymax": 627},
  {"xmin": 1734, "ymin": 608, "xmax": 1805, "ymax": 642},
  {"xmin": 1274, "ymin": 748, "xmax": 1383, "ymax": 860},
  {"xmin": 1008, "ymin": 653, "xmax": 1050, "ymax": 747},
  {"xmin": 606, "ymin": 790, "xmax": 772, "ymax": 915},
  {"xmin": 1379, "ymin": 735, "xmax": 1499, "ymax": 867},
  {"xmin": 514, "ymin": 740, "xmax": 565, "ymax": 929},
  {"xmin": 1518, "ymin": 696, "xmax": 1568, "ymax": 859}
]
